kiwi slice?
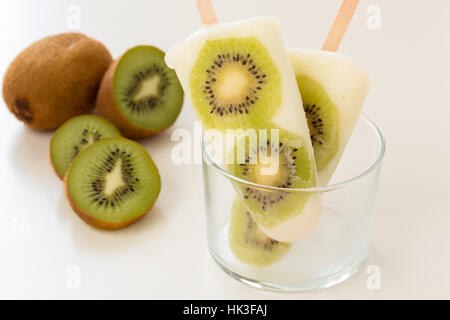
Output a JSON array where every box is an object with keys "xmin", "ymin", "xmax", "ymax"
[
  {"xmin": 97, "ymin": 45, "xmax": 184, "ymax": 138},
  {"xmin": 50, "ymin": 115, "xmax": 121, "ymax": 179},
  {"xmin": 296, "ymin": 75, "xmax": 339, "ymax": 172},
  {"xmin": 65, "ymin": 137, "xmax": 161, "ymax": 230},
  {"xmin": 190, "ymin": 37, "xmax": 282, "ymax": 130},
  {"xmin": 227, "ymin": 128, "xmax": 316, "ymax": 229},
  {"xmin": 229, "ymin": 199, "xmax": 291, "ymax": 266}
]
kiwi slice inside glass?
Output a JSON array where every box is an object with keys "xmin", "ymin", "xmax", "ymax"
[
  {"xmin": 229, "ymin": 199, "xmax": 291, "ymax": 266},
  {"xmin": 190, "ymin": 37, "xmax": 282, "ymax": 130},
  {"xmin": 50, "ymin": 115, "xmax": 121, "ymax": 179},
  {"xmin": 111, "ymin": 46, "xmax": 183, "ymax": 133},
  {"xmin": 65, "ymin": 137, "xmax": 161, "ymax": 230},
  {"xmin": 227, "ymin": 129, "xmax": 316, "ymax": 229},
  {"xmin": 296, "ymin": 75, "xmax": 339, "ymax": 171}
]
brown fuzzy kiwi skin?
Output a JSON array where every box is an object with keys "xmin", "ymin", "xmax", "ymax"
[
  {"xmin": 63, "ymin": 168, "xmax": 157, "ymax": 230},
  {"xmin": 96, "ymin": 58, "xmax": 180, "ymax": 139},
  {"xmin": 2, "ymin": 32, "xmax": 113, "ymax": 130}
]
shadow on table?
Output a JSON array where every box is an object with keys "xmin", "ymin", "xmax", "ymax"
[
  {"xmin": 56, "ymin": 192, "xmax": 168, "ymax": 253},
  {"xmin": 10, "ymin": 127, "xmax": 53, "ymax": 183}
]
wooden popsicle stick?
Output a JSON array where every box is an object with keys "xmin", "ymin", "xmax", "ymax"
[
  {"xmin": 195, "ymin": 0, "xmax": 218, "ymax": 25},
  {"xmin": 322, "ymin": 0, "xmax": 360, "ymax": 52}
]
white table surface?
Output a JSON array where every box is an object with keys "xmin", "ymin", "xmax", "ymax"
[{"xmin": 1, "ymin": 0, "xmax": 449, "ymax": 299}]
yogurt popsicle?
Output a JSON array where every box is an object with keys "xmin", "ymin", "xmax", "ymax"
[
  {"xmin": 165, "ymin": 17, "xmax": 310, "ymax": 139},
  {"xmin": 166, "ymin": 17, "xmax": 321, "ymax": 242},
  {"xmin": 289, "ymin": 49, "xmax": 370, "ymax": 185}
]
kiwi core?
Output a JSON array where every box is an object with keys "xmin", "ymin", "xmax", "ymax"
[
  {"xmin": 133, "ymin": 75, "xmax": 160, "ymax": 101},
  {"xmin": 104, "ymin": 159, "xmax": 125, "ymax": 195},
  {"xmin": 254, "ymin": 156, "xmax": 282, "ymax": 187},
  {"xmin": 256, "ymin": 166, "xmax": 278, "ymax": 186},
  {"xmin": 215, "ymin": 64, "xmax": 252, "ymax": 105}
]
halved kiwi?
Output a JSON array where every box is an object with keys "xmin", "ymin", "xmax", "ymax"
[
  {"xmin": 65, "ymin": 137, "xmax": 161, "ymax": 230},
  {"xmin": 97, "ymin": 45, "xmax": 184, "ymax": 138},
  {"xmin": 50, "ymin": 115, "xmax": 121, "ymax": 179},
  {"xmin": 229, "ymin": 199, "xmax": 291, "ymax": 266},
  {"xmin": 227, "ymin": 128, "xmax": 316, "ymax": 229},
  {"xmin": 190, "ymin": 37, "xmax": 282, "ymax": 130},
  {"xmin": 296, "ymin": 75, "xmax": 339, "ymax": 172}
]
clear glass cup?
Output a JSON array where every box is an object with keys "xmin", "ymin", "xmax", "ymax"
[{"xmin": 201, "ymin": 115, "xmax": 386, "ymax": 292}]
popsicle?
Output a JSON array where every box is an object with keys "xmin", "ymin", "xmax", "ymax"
[
  {"xmin": 289, "ymin": 49, "xmax": 370, "ymax": 185},
  {"xmin": 165, "ymin": 16, "xmax": 321, "ymax": 242},
  {"xmin": 165, "ymin": 17, "xmax": 311, "ymax": 140}
]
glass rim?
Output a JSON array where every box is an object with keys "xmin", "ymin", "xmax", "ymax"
[{"xmin": 201, "ymin": 114, "xmax": 386, "ymax": 193}]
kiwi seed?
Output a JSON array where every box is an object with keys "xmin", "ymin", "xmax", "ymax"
[{"xmin": 305, "ymin": 104, "xmax": 325, "ymax": 146}]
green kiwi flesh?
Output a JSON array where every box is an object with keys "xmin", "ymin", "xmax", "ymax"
[
  {"xmin": 50, "ymin": 115, "xmax": 121, "ymax": 178},
  {"xmin": 66, "ymin": 137, "xmax": 160, "ymax": 225},
  {"xmin": 227, "ymin": 128, "xmax": 316, "ymax": 228},
  {"xmin": 229, "ymin": 200, "xmax": 291, "ymax": 266},
  {"xmin": 114, "ymin": 46, "xmax": 184, "ymax": 131},
  {"xmin": 296, "ymin": 75, "xmax": 339, "ymax": 171},
  {"xmin": 190, "ymin": 37, "xmax": 282, "ymax": 130}
]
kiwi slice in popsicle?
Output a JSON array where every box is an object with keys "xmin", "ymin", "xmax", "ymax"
[
  {"xmin": 190, "ymin": 37, "xmax": 282, "ymax": 130},
  {"xmin": 229, "ymin": 199, "xmax": 291, "ymax": 266},
  {"xmin": 227, "ymin": 128, "xmax": 321, "ymax": 242},
  {"xmin": 290, "ymin": 49, "xmax": 370, "ymax": 185},
  {"xmin": 297, "ymin": 75, "xmax": 340, "ymax": 173}
]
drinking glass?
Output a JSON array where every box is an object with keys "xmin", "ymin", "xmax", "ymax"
[{"xmin": 201, "ymin": 115, "xmax": 385, "ymax": 291}]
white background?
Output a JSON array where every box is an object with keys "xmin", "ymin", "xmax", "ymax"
[{"xmin": 0, "ymin": 0, "xmax": 449, "ymax": 299}]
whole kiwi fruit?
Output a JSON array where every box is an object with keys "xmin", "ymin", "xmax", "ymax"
[{"xmin": 2, "ymin": 32, "xmax": 113, "ymax": 130}]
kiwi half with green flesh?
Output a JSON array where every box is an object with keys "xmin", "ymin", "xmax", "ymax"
[
  {"xmin": 165, "ymin": 18, "xmax": 313, "ymax": 140},
  {"xmin": 2, "ymin": 33, "xmax": 112, "ymax": 130},
  {"xmin": 65, "ymin": 137, "xmax": 161, "ymax": 230},
  {"xmin": 97, "ymin": 46, "xmax": 184, "ymax": 138},
  {"xmin": 229, "ymin": 199, "xmax": 291, "ymax": 266},
  {"xmin": 227, "ymin": 128, "xmax": 321, "ymax": 242},
  {"xmin": 289, "ymin": 49, "xmax": 370, "ymax": 185},
  {"xmin": 50, "ymin": 115, "xmax": 121, "ymax": 179}
]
